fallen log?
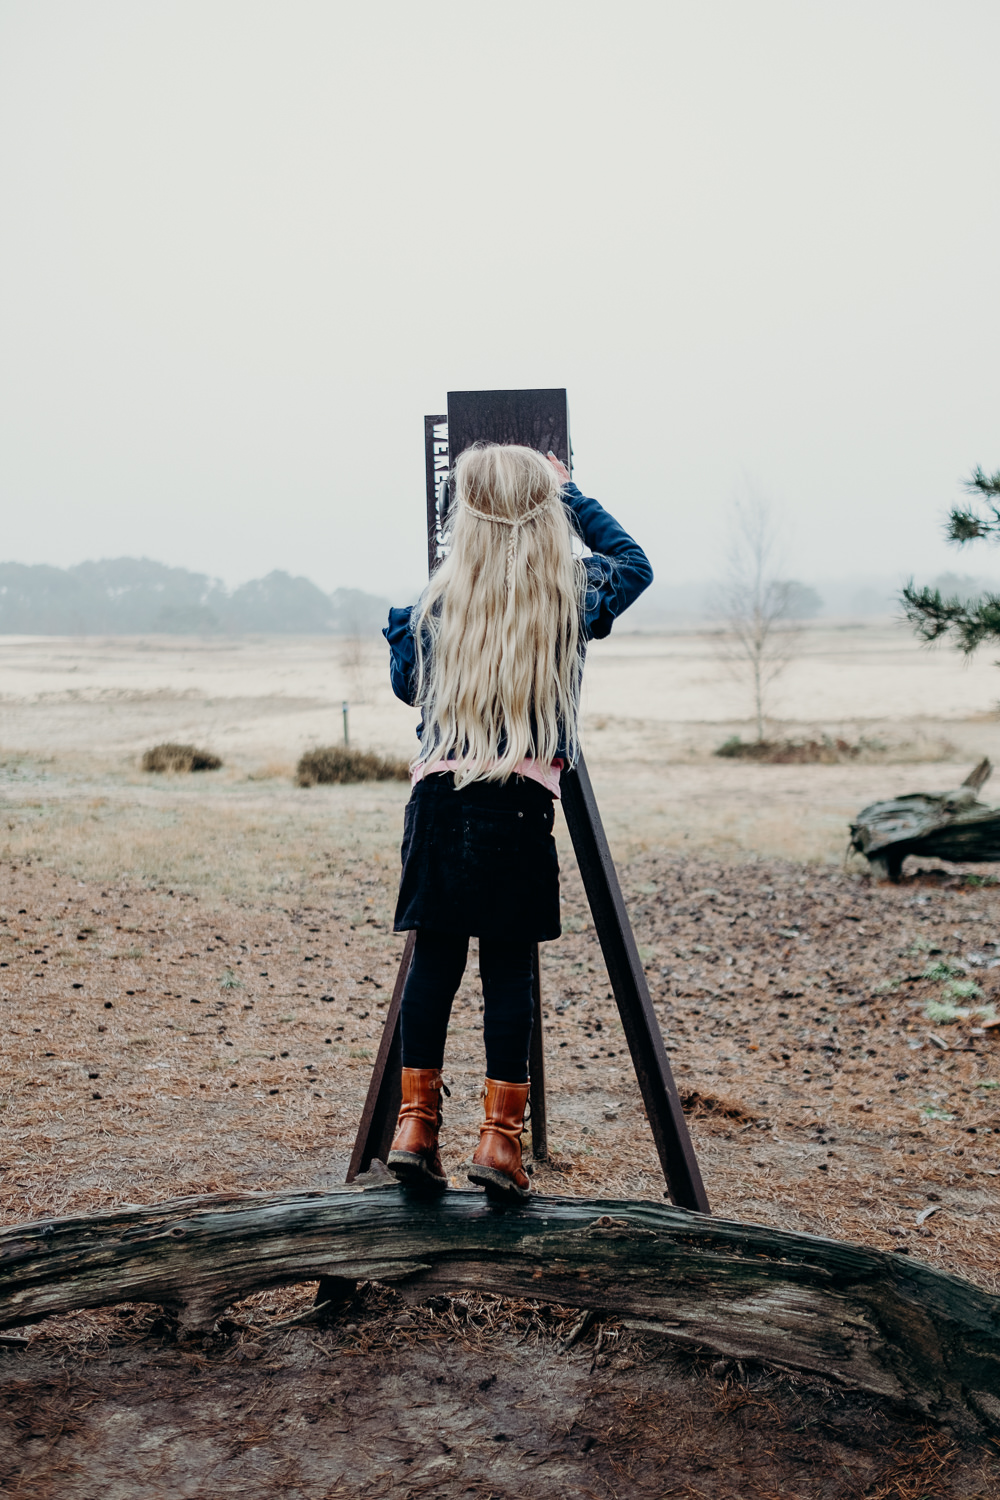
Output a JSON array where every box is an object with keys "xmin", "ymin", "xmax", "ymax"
[
  {"xmin": 850, "ymin": 757, "xmax": 1000, "ymax": 882},
  {"xmin": 0, "ymin": 1179, "xmax": 997, "ymax": 1436}
]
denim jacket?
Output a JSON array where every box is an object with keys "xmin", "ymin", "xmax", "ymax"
[{"xmin": 383, "ymin": 482, "xmax": 653, "ymax": 761}]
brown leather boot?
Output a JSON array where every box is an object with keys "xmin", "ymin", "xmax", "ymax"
[
  {"xmin": 468, "ymin": 1078, "xmax": 531, "ymax": 1201},
  {"xmin": 387, "ymin": 1067, "xmax": 448, "ymax": 1191}
]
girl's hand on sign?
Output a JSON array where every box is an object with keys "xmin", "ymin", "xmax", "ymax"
[{"xmin": 545, "ymin": 451, "xmax": 571, "ymax": 484}]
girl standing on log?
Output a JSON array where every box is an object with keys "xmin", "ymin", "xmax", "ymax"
[{"xmin": 383, "ymin": 444, "xmax": 652, "ymax": 1199}]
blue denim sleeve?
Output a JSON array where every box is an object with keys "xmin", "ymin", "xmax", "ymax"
[
  {"xmin": 383, "ymin": 605, "xmax": 418, "ymax": 704},
  {"xmin": 562, "ymin": 482, "xmax": 654, "ymax": 640}
]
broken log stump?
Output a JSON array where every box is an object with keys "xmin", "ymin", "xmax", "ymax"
[
  {"xmin": 0, "ymin": 1183, "xmax": 998, "ymax": 1434},
  {"xmin": 851, "ymin": 758, "xmax": 1000, "ymax": 882}
]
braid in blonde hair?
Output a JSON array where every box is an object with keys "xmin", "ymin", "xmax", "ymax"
[{"xmin": 460, "ymin": 488, "xmax": 554, "ymax": 593}]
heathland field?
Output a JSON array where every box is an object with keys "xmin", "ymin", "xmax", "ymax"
[
  {"xmin": 1, "ymin": 624, "xmax": 999, "ymax": 1497},
  {"xmin": 4, "ymin": 621, "xmax": 1000, "ymax": 880}
]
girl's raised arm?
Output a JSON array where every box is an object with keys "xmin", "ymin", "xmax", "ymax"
[
  {"xmin": 384, "ymin": 605, "xmax": 418, "ymax": 705},
  {"xmin": 561, "ymin": 481, "xmax": 653, "ymax": 640}
]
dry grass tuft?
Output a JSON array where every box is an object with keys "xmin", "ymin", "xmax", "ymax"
[
  {"xmin": 295, "ymin": 745, "xmax": 409, "ymax": 786},
  {"xmin": 140, "ymin": 742, "xmax": 222, "ymax": 774},
  {"xmin": 716, "ymin": 734, "xmax": 872, "ymax": 764}
]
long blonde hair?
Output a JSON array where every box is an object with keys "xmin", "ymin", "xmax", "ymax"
[{"xmin": 413, "ymin": 444, "xmax": 587, "ymax": 785}]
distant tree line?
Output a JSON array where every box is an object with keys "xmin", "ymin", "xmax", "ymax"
[{"xmin": 0, "ymin": 558, "xmax": 393, "ymax": 636}]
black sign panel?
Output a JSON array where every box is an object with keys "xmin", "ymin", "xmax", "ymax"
[
  {"xmin": 424, "ymin": 389, "xmax": 572, "ymax": 576},
  {"xmin": 446, "ymin": 388, "xmax": 571, "ymax": 472}
]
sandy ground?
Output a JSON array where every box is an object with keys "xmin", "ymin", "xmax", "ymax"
[
  {"xmin": 4, "ymin": 622, "xmax": 1000, "ymax": 874},
  {"xmin": 2, "ymin": 622, "xmax": 1000, "ymax": 768},
  {"xmin": 1, "ymin": 626, "xmax": 1000, "ymax": 1496}
]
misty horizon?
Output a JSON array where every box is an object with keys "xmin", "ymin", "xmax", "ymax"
[
  {"xmin": 6, "ymin": 549, "xmax": 998, "ymax": 635},
  {"xmin": 2, "ymin": 3, "xmax": 998, "ymax": 600}
]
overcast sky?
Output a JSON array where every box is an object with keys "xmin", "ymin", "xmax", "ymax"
[{"xmin": 1, "ymin": 1, "xmax": 998, "ymax": 599}]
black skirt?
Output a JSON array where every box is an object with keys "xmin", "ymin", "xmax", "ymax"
[{"xmin": 393, "ymin": 771, "xmax": 561, "ymax": 941}]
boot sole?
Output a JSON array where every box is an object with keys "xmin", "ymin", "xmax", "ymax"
[
  {"xmin": 387, "ymin": 1150, "xmax": 447, "ymax": 1193},
  {"xmin": 467, "ymin": 1163, "xmax": 531, "ymax": 1202}
]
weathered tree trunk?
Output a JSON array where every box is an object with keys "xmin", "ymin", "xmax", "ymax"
[
  {"xmin": 852, "ymin": 758, "xmax": 1000, "ymax": 881},
  {"xmin": 1, "ymin": 1182, "xmax": 997, "ymax": 1435}
]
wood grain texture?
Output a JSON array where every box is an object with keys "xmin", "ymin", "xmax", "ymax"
[
  {"xmin": 1, "ymin": 1185, "xmax": 997, "ymax": 1433},
  {"xmin": 851, "ymin": 758, "xmax": 1000, "ymax": 880}
]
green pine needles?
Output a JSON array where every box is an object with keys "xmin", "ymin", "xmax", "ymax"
[
  {"xmin": 902, "ymin": 467, "xmax": 1000, "ymax": 649},
  {"xmin": 947, "ymin": 466, "xmax": 1000, "ymax": 543}
]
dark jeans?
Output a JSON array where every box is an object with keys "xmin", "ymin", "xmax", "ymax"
[{"xmin": 400, "ymin": 929, "xmax": 535, "ymax": 1083}]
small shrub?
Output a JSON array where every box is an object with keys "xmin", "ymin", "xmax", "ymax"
[
  {"xmin": 141, "ymin": 742, "xmax": 222, "ymax": 773},
  {"xmin": 713, "ymin": 735, "xmax": 865, "ymax": 764},
  {"xmin": 296, "ymin": 745, "xmax": 410, "ymax": 787},
  {"xmin": 715, "ymin": 733, "xmax": 954, "ymax": 764}
]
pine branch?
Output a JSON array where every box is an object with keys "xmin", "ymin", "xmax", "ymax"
[
  {"xmin": 947, "ymin": 468, "xmax": 1000, "ymax": 544},
  {"xmin": 900, "ymin": 580, "xmax": 1000, "ymax": 653},
  {"xmin": 964, "ymin": 465, "xmax": 1000, "ymax": 500}
]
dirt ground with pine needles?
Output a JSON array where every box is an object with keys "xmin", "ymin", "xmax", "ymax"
[
  {"xmin": 1, "ymin": 825, "xmax": 999, "ymax": 1496},
  {"xmin": 4, "ymin": 617, "xmax": 1000, "ymax": 1498},
  {"xmin": 1, "ymin": 1285, "xmax": 995, "ymax": 1500}
]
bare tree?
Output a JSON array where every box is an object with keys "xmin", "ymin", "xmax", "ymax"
[
  {"xmin": 712, "ymin": 492, "xmax": 803, "ymax": 742},
  {"xmin": 339, "ymin": 630, "xmax": 371, "ymax": 705}
]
